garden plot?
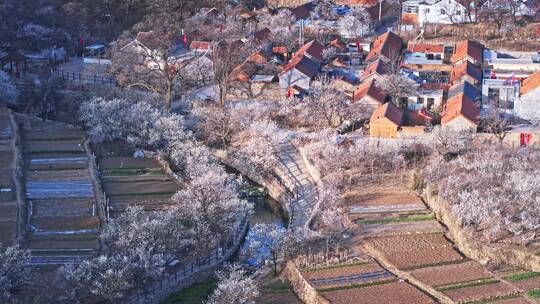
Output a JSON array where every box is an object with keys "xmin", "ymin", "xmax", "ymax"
[
  {"xmin": 303, "ymin": 262, "xmax": 395, "ymax": 289},
  {"xmin": 0, "ymin": 110, "xmax": 17, "ymax": 246},
  {"xmin": 441, "ymin": 281, "xmax": 519, "ymax": 303},
  {"xmin": 503, "ymin": 271, "xmax": 540, "ymax": 292},
  {"xmin": 344, "ymin": 176, "xmax": 424, "ymax": 208},
  {"xmin": 98, "ymin": 154, "xmax": 180, "ymax": 215},
  {"xmin": 321, "ymin": 280, "xmax": 436, "ymax": 304},
  {"xmin": 410, "ymin": 261, "xmax": 492, "ymax": 287},
  {"xmin": 20, "ymin": 117, "xmax": 101, "ymax": 263},
  {"xmin": 26, "ymin": 140, "xmax": 85, "ymax": 154},
  {"xmin": 28, "ymin": 154, "xmax": 89, "ymax": 171},
  {"xmin": 367, "ymin": 233, "xmax": 465, "ymax": 270},
  {"xmin": 32, "ymin": 199, "xmax": 93, "ymax": 218}
]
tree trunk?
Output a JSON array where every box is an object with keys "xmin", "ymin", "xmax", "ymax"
[{"xmin": 165, "ymin": 78, "xmax": 173, "ymax": 111}]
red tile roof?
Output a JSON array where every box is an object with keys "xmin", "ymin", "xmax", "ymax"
[
  {"xmin": 328, "ymin": 39, "xmax": 348, "ymax": 51},
  {"xmin": 370, "ymin": 102, "xmax": 403, "ymax": 126},
  {"xmin": 190, "ymin": 40, "xmax": 211, "ymax": 51},
  {"xmin": 406, "ymin": 42, "xmax": 444, "ymax": 54},
  {"xmin": 450, "ymin": 61, "xmax": 482, "ymax": 84},
  {"xmin": 366, "ymin": 31, "xmax": 403, "ymax": 61},
  {"xmin": 254, "ymin": 28, "xmax": 271, "ymax": 41},
  {"xmin": 353, "ymin": 80, "xmax": 386, "ymax": 104},
  {"xmin": 406, "ymin": 109, "xmax": 433, "ymax": 126},
  {"xmin": 521, "ymin": 70, "xmax": 540, "ymax": 95},
  {"xmin": 441, "ymin": 94, "xmax": 480, "ymax": 126},
  {"xmin": 295, "ymin": 40, "xmax": 324, "ymax": 61},
  {"xmin": 451, "ymin": 40, "xmax": 483, "ymax": 64},
  {"xmin": 360, "ymin": 59, "xmax": 391, "ymax": 81}
]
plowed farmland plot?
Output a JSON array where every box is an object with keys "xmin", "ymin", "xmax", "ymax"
[
  {"xmin": 410, "ymin": 261, "xmax": 492, "ymax": 287},
  {"xmin": 98, "ymin": 153, "xmax": 180, "ymax": 216},
  {"xmin": 21, "ymin": 117, "xmax": 100, "ymax": 265},
  {"xmin": 367, "ymin": 233, "xmax": 464, "ymax": 270},
  {"xmin": 320, "ymin": 280, "xmax": 436, "ymax": 304},
  {"xmin": 441, "ymin": 281, "xmax": 519, "ymax": 303},
  {"xmin": 302, "ymin": 263, "xmax": 395, "ymax": 289},
  {"xmin": 503, "ymin": 271, "xmax": 540, "ymax": 292},
  {"xmin": 0, "ymin": 109, "xmax": 18, "ymax": 246}
]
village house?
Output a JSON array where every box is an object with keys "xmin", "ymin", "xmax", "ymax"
[
  {"xmin": 330, "ymin": 72, "xmax": 361, "ymax": 98},
  {"xmin": 279, "ymin": 54, "xmax": 320, "ymax": 94},
  {"xmin": 448, "ymin": 80, "xmax": 482, "ymax": 103},
  {"xmin": 450, "ymin": 61, "xmax": 482, "ymax": 87},
  {"xmin": 401, "ymin": 0, "xmax": 474, "ymax": 27},
  {"xmin": 514, "ymin": 70, "xmax": 540, "ymax": 122},
  {"xmin": 294, "ymin": 40, "xmax": 324, "ymax": 62},
  {"xmin": 451, "ymin": 40, "xmax": 484, "ymax": 66},
  {"xmin": 360, "ymin": 59, "xmax": 391, "ymax": 82},
  {"xmin": 369, "ymin": 102, "xmax": 403, "ymax": 138},
  {"xmin": 407, "ymin": 87, "xmax": 445, "ymax": 111},
  {"xmin": 404, "ymin": 42, "xmax": 445, "ymax": 65},
  {"xmin": 366, "ymin": 31, "xmax": 404, "ymax": 63},
  {"xmin": 483, "ymin": 49, "xmax": 540, "ymax": 80},
  {"xmin": 441, "ymin": 94, "xmax": 480, "ymax": 131},
  {"xmin": 119, "ymin": 31, "xmax": 164, "ymax": 69},
  {"xmin": 353, "ymin": 80, "xmax": 387, "ymax": 109},
  {"xmin": 189, "ymin": 41, "xmax": 212, "ymax": 54}
]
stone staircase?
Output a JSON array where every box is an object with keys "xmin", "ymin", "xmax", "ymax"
[{"xmin": 275, "ymin": 142, "xmax": 318, "ymax": 232}]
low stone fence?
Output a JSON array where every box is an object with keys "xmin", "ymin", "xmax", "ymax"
[
  {"xmin": 83, "ymin": 140, "xmax": 108, "ymax": 228},
  {"xmin": 9, "ymin": 111, "xmax": 26, "ymax": 242},
  {"xmin": 125, "ymin": 214, "xmax": 250, "ymax": 304}
]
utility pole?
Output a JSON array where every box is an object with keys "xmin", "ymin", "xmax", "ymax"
[{"xmin": 379, "ymin": 0, "xmax": 383, "ymax": 22}]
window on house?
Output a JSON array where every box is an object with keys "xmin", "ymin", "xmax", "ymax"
[
  {"xmin": 456, "ymin": 10, "xmax": 461, "ymax": 15},
  {"xmin": 427, "ymin": 98, "xmax": 435, "ymax": 108},
  {"xmin": 418, "ymin": 97, "xmax": 425, "ymax": 104},
  {"xmin": 488, "ymin": 88, "xmax": 500, "ymax": 106},
  {"xmin": 425, "ymin": 8, "xmax": 430, "ymax": 13},
  {"xmin": 440, "ymin": 9, "xmax": 446, "ymax": 14}
]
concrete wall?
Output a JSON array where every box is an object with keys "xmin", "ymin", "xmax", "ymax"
[
  {"xmin": 514, "ymin": 88, "xmax": 540, "ymax": 122},
  {"xmin": 418, "ymin": 0, "xmax": 469, "ymax": 25}
]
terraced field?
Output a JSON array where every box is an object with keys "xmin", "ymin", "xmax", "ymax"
[
  {"xmin": 0, "ymin": 108, "xmax": 19, "ymax": 246},
  {"xmin": 345, "ymin": 175, "xmax": 538, "ymax": 304},
  {"xmin": 97, "ymin": 148, "xmax": 180, "ymax": 218},
  {"xmin": 20, "ymin": 117, "xmax": 100, "ymax": 265}
]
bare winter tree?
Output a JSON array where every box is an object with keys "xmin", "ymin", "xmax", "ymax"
[
  {"xmin": 246, "ymin": 223, "xmax": 298, "ymax": 275},
  {"xmin": 480, "ymin": 108, "xmax": 511, "ymax": 144},
  {"xmin": 301, "ymin": 78, "xmax": 354, "ymax": 128},
  {"xmin": 205, "ymin": 264, "xmax": 259, "ymax": 304},
  {"xmin": 338, "ymin": 7, "xmax": 373, "ymax": 41},
  {"xmin": 0, "ymin": 71, "xmax": 18, "ymax": 106},
  {"xmin": 257, "ymin": 10, "xmax": 299, "ymax": 50},
  {"xmin": 111, "ymin": 21, "xmax": 204, "ymax": 110},
  {"xmin": 378, "ymin": 73, "xmax": 419, "ymax": 109},
  {"xmin": 430, "ymin": 125, "xmax": 473, "ymax": 157}
]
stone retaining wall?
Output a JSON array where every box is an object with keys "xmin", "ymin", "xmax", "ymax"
[
  {"xmin": 422, "ymin": 185, "xmax": 540, "ymax": 272},
  {"xmin": 282, "ymin": 261, "xmax": 330, "ymax": 304}
]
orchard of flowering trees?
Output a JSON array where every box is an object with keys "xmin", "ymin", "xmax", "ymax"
[
  {"xmin": 425, "ymin": 146, "xmax": 540, "ymax": 245},
  {"xmin": 55, "ymin": 96, "xmax": 253, "ymax": 302},
  {"xmin": 0, "ymin": 245, "xmax": 30, "ymax": 303}
]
